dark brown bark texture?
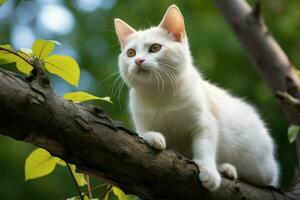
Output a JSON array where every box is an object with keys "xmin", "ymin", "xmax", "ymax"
[{"xmin": 1, "ymin": 0, "xmax": 300, "ymax": 199}]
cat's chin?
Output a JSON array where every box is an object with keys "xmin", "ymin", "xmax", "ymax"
[
  {"xmin": 126, "ymin": 76, "xmax": 156, "ymax": 89},
  {"xmin": 136, "ymin": 68, "xmax": 150, "ymax": 75},
  {"xmin": 131, "ymin": 69, "xmax": 151, "ymax": 80}
]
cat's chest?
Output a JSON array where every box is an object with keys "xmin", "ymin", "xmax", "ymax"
[
  {"xmin": 142, "ymin": 107, "xmax": 196, "ymax": 158},
  {"xmin": 133, "ymin": 94, "xmax": 200, "ymax": 135},
  {"xmin": 145, "ymin": 107, "xmax": 189, "ymax": 131}
]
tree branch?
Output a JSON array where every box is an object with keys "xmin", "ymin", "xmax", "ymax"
[
  {"xmin": 214, "ymin": 0, "xmax": 300, "ymax": 124},
  {"xmin": 0, "ymin": 68, "xmax": 294, "ymax": 199},
  {"xmin": 214, "ymin": 0, "xmax": 300, "ymax": 165}
]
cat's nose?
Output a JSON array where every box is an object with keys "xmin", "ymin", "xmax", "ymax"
[{"xmin": 135, "ymin": 58, "xmax": 145, "ymax": 65}]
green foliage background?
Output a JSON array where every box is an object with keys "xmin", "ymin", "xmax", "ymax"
[{"xmin": 0, "ymin": 0, "xmax": 299, "ymax": 199}]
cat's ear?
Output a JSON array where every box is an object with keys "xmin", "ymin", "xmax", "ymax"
[
  {"xmin": 114, "ymin": 18, "xmax": 136, "ymax": 48},
  {"xmin": 159, "ymin": 5, "xmax": 185, "ymax": 42}
]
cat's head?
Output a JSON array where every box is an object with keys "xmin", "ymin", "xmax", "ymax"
[{"xmin": 115, "ymin": 5, "xmax": 192, "ymax": 92}]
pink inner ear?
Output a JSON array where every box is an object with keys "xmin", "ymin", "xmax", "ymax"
[
  {"xmin": 115, "ymin": 19, "xmax": 136, "ymax": 47},
  {"xmin": 159, "ymin": 5, "xmax": 185, "ymax": 42}
]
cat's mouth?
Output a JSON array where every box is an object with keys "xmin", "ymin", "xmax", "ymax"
[{"xmin": 135, "ymin": 65, "xmax": 150, "ymax": 74}]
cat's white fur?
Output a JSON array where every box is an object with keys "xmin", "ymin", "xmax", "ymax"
[{"xmin": 114, "ymin": 5, "xmax": 279, "ymax": 191}]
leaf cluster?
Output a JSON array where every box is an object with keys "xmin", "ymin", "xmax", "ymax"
[{"xmin": 0, "ymin": 39, "xmax": 133, "ymax": 199}]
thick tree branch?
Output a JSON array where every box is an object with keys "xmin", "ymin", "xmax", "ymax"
[
  {"xmin": 214, "ymin": 0, "xmax": 300, "ymax": 165},
  {"xmin": 0, "ymin": 68, "xmax": 293, "ymax": 199}
]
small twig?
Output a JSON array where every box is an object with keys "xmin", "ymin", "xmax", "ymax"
[
  {"xmin": 0, "ymin": 47, "xmax": 32, "ymax": 65},
  {"xmin": 91, "ymin": 183, "xmax": 107, "ymax": 192},
  {"xmin": 66, "ymin": 163, "xmax": 84, "ymax": 200},
  {"xmin": 99, "ymin": 185, "xmax": 112, "ymax": 200},
  {"xmin": 0, "ymin": 47, "xmax": 47, "ymax": 84},
  {"xmin": 252, "ymin": 1, "xmax": 261, "ymax": 19},
  {"xmin": 85, "ymin": 175, "xmax": 93, "ymax": 199},
  {"xmin": 31, "ymin": 59, "xmax": 44, "ymax": 76},
  {"xmin": 16, "ymin": 50, "xmax": 32, "ymax": 61},
  {"xmin": 276, "ymin": 91, "xmax": 300, "ymax": 110}
]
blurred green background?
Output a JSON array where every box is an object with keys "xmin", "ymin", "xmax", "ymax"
[{"xmin": 0, "ymin": 0, "xmax": 299, "ymax": 199}]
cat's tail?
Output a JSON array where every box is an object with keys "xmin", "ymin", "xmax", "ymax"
[{"xmin": 218, "ymin": 163, "xmax": 238, "ymax": 180}]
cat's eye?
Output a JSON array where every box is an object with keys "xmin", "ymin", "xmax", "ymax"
[
  {"xmin": 149, "ymin": 43, "xmax": 161, "ymax": 53},
  {"xmin": 127, "ymin": 48, "xmax": 136, "ymax": 57}
]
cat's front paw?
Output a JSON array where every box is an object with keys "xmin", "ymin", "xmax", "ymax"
[
  {"xmin": 198, "ymin": 164, "xmax": 221, "ymax": 191},
  {"xmin": 143, "ymin": 131, "xmax": 166, "ymax": 150}
]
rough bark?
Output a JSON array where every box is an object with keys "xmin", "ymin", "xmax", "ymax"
[{"xmin": 0, "ymin": 68, "xmax": 294, "ymax": 200}]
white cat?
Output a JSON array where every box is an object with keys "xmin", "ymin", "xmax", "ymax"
[{"xmin": 114, "ymin": 5, "xmax": 279, "ymax": 191}]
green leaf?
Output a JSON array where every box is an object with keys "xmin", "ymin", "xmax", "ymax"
[
  {"xmin": 288, "ymin": 124, "xmax": 300, "ymax": 143},
  {"xmin": 57, "ymin": 159, "xmax": 86, "ymax": 186},
  {"xmin": 0, "ymin": 45, "xmax": 33, "ymax": 75},
  {"xmin": 32, "ymin": 39, "xmax": 60, "ymax": 60},
  {"xmin": 0, "ymin": 48, "xmax": 15, "ymax": 64},
  {"xmin": 25, "ymin": 148, "xmax": 59, "ymax": 181},
  {"xmin": 67, "ymin": 197, "xmax": 81, "ymax": 200},
  {"xmin": 57, "ymin": 158, "xmax": 67, "ymax": 166},
  {"xmin": 83, "ymin": 195, "xmax": 92, "ymax": 200},
  {"xmin": 104, "ymin": 192, "xmax": 110, "ymax": 200},
  {"xmin": 70, "ymin": 164, "xmax": 87, "ymax": 186},
  {"xmin": 20, "ymin": 48, "xmax": 33, "ymax": 56},
  {"xmin": 0, "ymin": 45, "xmax": 18, "ymax": 64},
  {"xmin": 16, "ymin": 58, "xmax": 33, "ymax": 75},
  {"xmin": 0, "ymin": 44, "xmax": 13, "ymax": 51},
  {"xmin": 64, "ymin": 91, "xmax": 112, "ymax": 104},
  {"xmin": 0, "ymin": 0, "xmax": 6, "ymax": 5},
  {"xmin": 44, "ymin": 55, "xmax": 80, "ymax": 86},
  {"xmin": 112, "ymin": 187, "xmax": 126, "ymax": 200},
  {"xmin": 125, "ymin": 195, "xmax": 140, "ymax": 200},
  {"xmin": 67, "ymin": 194, "xmax": 96, "ymax": 200}
]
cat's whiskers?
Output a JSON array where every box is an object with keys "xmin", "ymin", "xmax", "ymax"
[
  {"xmin": 117, "ymin": 70, "xmax": 132, "ymax": 105},
  {"xmin": 96, "ymin": 71, "xmax": 119, "ymax": 86},
  {"xmin": 153, "ymin": 71, "xmax": 161, "ymax": 93},
  {"xmin": 147, "ymin": 61, "xmax": 178, "ymax": 95},
  {"xmin": 117, "ymin": 81, "xmax": 125, "ymax": 102},
  {"xmin": 164, "ymin": 68, "xmax": 178, "ymax": 94},
  {"xmin": 108, "ymin": 75, "xmax": 123, "ymax": 103},
  {"xmin": 109, "ymin": 69, "xmax": 128, "ymax": 103},
  {"xmin": 158, "ymin": 63, "xmax": 180, "ymax": 94},
  {"xmin": 157, "ymin": 67, "xmax": 177, "ymax": 95},
  {"xmin": 111, "ymin": 70, "xmax": 133, "ymax": 107},
  {"xmin": 157, "ymin": 62, "xmax": 181, "ymax": 73},
  {"xmin": 126, "ymin": 64, "xmax": 165, "ymax": 94},
  {"xmin": 155, "ymin": 70, "xmax": 165, "ymax": 94}
]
